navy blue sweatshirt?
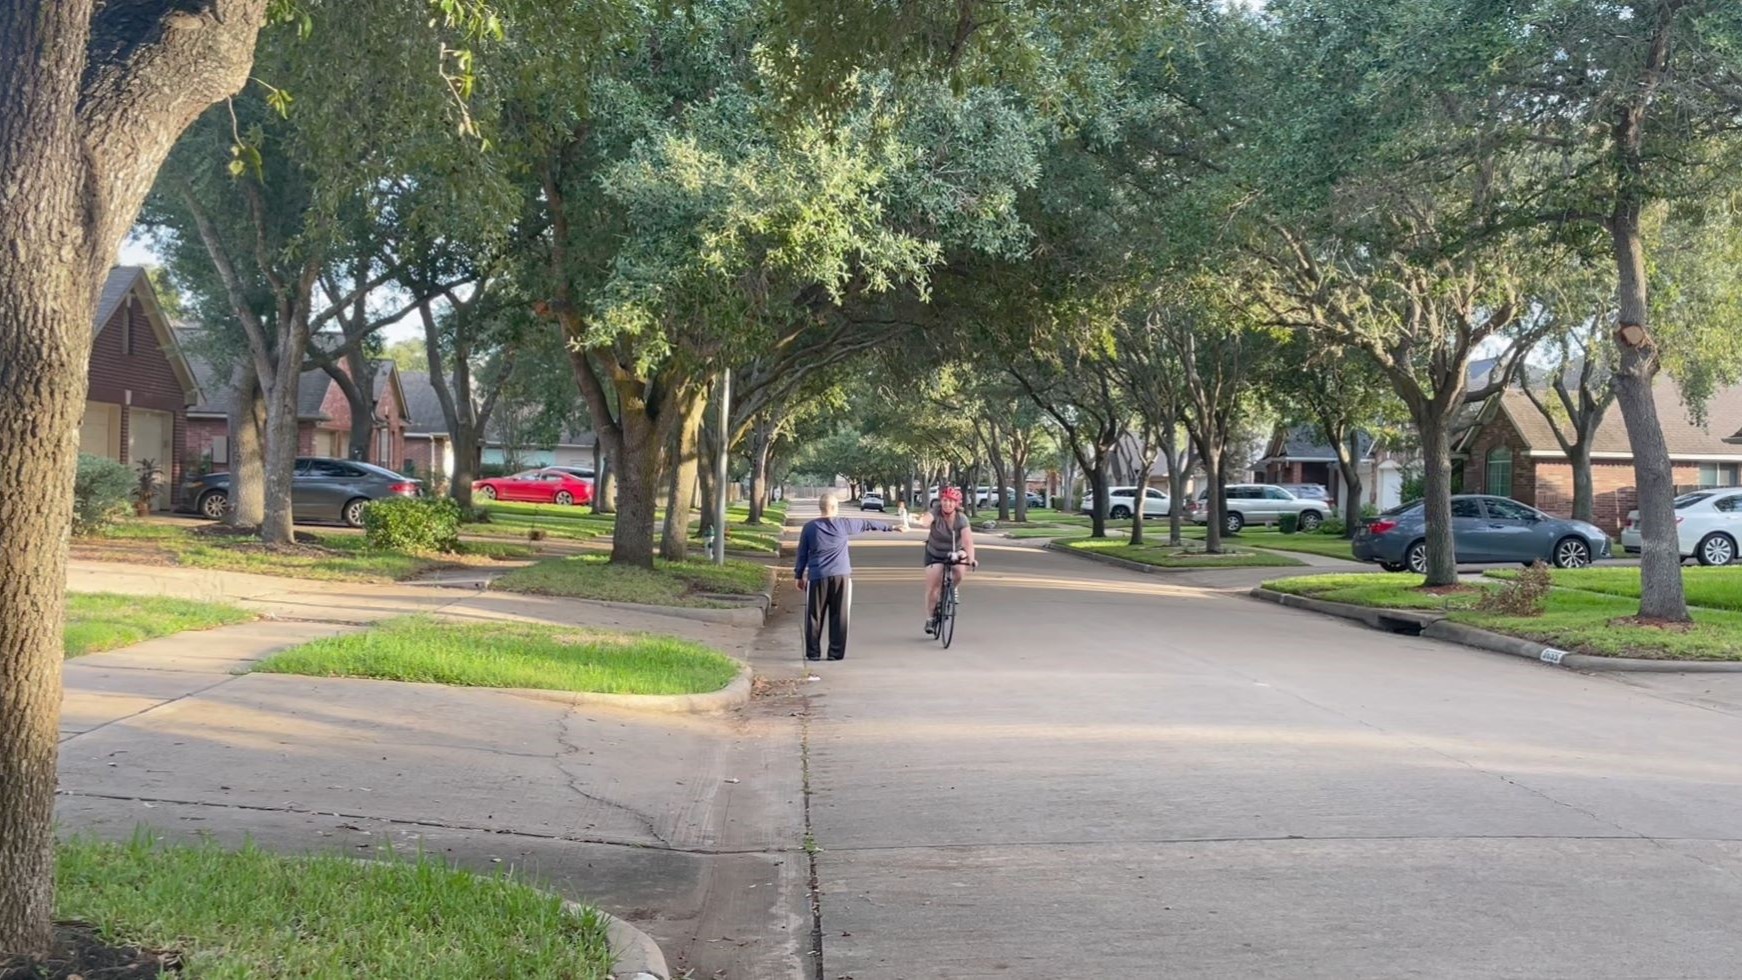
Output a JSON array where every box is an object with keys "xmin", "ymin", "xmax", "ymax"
[{"xmin": 794, "ymin": 516, "xmax": 896, "ymax": 581}]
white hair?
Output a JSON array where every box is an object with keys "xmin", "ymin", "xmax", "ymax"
[{"xmin": 818, "ymin": 491, "xmax": 839, "ymax": 516}]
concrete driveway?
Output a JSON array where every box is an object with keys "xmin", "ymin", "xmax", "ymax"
[{"xmin": 800, "ymin": 533, "xmax": 1742, "ymax": 979}]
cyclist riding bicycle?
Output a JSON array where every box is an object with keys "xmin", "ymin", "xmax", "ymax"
[{"xmin": 905, "ymin": 486, "xmax": 978, "ymax": 635}]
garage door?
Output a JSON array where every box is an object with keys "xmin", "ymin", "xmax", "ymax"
[
  {"xmin": 129, "ymin": 409, "xmax": 175, "ymax": 510},
  {"xmin": 79, "ymin": 402, "xmax": 121, "ymax": 460}
]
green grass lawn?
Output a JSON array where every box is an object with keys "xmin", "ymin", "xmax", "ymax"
[
  {"xmin": 1067, "ymin": 536, "xmax": 1303, "ymax": 569},
  {"xmin": 689, "ymin": 527, "xmax": 782, "ymax": 553},
  {"xmin": 1486, "ymin": 566, "xmax": 1742, "ymax": 613},
  {"xmin": 495, "ymin": 553, "xmax": 770, "ymax": 607},
  {"xmin": 76, "ymin": 523, "xmax": 533, "ymax": 583},
  {"xmin": 65, "ymin": 592, "xmax": 254, "ymax": 657},
  {"xmin": 1206, "ymin": 527, "xmax": 1361, "ymax": 560},
  {"xmin": 52, "ymin": 835, "xmax": 613, "ymax": 978},
  {"xmin": 254, "ymin": 616, "xmax": 741, "ymax": 694},
  {"xmin": 1007, "ymin": 526, "xmax": 1091, "ymax": 539},
  {"xmin": 1266, "ymin": 572, "xmax": 1742, "ymax": 660}
]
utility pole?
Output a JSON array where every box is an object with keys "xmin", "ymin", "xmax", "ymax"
[{"xmin": 714, "ymin": 369, "xmax": 731, "ymax": 565}]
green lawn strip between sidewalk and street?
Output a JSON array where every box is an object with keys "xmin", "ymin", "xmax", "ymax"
[
  {"xmin": 65, "ymin": 592, "xmax": 254, "ymax": 658},
  {"xmin": 253, "ymin": 616, "xmax": 740, "ymax": 695},
  {"xmin": 76, "ymin": 523, "xmax": 533, "ymax": 582},
  {"xmin": 1485, "ymin": 566, "xmax": 1742, "ymax": 612},
  {"xmin": 1266, "ymin": 573, "xmax": 1742, "ymax": 660},
  {"xmin": 51, "ymin": 835, "xmax": 614, "ymax": 979},
  {"xmin": 1176, "ymin": 525, "xmax": 1362, "ymax": 560},
  {"xmin": 689, "ymin": 527, "xmax": 782, "ymax": 553},
  {"xmin": 1067, "ymin": 536, "xmax": 1304, "ymax": 569},
  {"xmin": 1006, "ymin": 525, "xmax": 1092, "ymax": 539},
  {"xmin": 494, "ymin": 553, "xmax": 769, "ymax": 608}
]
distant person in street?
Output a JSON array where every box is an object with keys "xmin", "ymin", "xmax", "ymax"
[
  {"xmin": 794, "ymin": 491, "xmax": 904, "ymax": 661},
  {"xmin": 906, "ymin": 486, "xmax": 978, "ymax": 635}
]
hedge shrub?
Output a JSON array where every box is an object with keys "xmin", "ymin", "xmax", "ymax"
[
  {"xmin": 362, "ymin": 497, "xmax": 461, "ymax": 553},
  {"xmin": 1319, "ymin": 516, "xmax": 1348, "ymax": 537},
  {"xmin": 1278, "ymin": 513, "xmax": 1299, "ymax": 535},
  {"xmin": 74, "ymin": 454, "xmax": 135, "ymax": 534}
]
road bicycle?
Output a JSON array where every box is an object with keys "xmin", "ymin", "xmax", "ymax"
[{"xmin": 929, "ymin": 551, "xmax": 975, "ymax": 649}]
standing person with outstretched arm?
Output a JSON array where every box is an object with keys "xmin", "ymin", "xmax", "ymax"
[
  {"xmin": 794, "ymin": 492, "xmax": 905, "ymax": 661},
  {"xmin": 906, "ymin": 486, "xmax": 978, "ymax": 635}
]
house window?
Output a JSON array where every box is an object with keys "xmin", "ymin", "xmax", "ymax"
[
  {"xmin": 1698, "ymin": 462, "xmax": 1740, "ymax": 488},
  {"xmin": 1486, "ymin": 447, "xmax": 1513, "ymax": 498},
  {"xmin": 210, "ymin": 435, "xmax": 229, "ymax": 465}
]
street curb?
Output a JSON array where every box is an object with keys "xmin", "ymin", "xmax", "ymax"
[
  {"xmin": 575, "ymin": 904, "xmax": 670, "ymax": 980},
  {"xmin": 1249, "ymin": 587, "xmax": 1742, "ymax": 673},
  {"xmin": 1043, "ymin": 539, "xmax": 1299, "ymax": 574},
  {"xmin": 499, "ymin": 663, "xmax": 754, "ymax": 714}
]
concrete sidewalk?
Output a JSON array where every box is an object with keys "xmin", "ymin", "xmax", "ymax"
[{"xmin": 54, "ymin": 558, "xmax": 815, "ymax": 979}]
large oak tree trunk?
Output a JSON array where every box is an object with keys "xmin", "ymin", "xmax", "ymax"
[
  {"xmin": 1197, "ymin": 438, "xmax": 1225, "ymax": 554},
  {"xmin": 1333, "ymin": 430, "xmax": 1363, "ymax": 539},
  {"xmin": 1569, "ymin": 445, "xmax": 1595, "ymax": 526},
  {"xmin": 661, "ymin": 393, "xmax": 705, "ymax": 561},
  {"xmin": 1086, "ymin": 455, "xmax": 1111, "ymax": 539},
  {"xmin": 228, "ymin": 373, "xmax": 267, "ymax": 527},
  {"xmin": 747, "ymin": 425, "xmax": 773, "ymax": 524},
  {"xmin": 0, "ymin": 269, "xmax": 89, "ymax": 957},
  {"xmin": 1012, "ymin": 446, "xmax": 1030, "ymax": 524},
  {"xmin": 260, "ymin": 351, "xmax": 306, "ymax": 545},
  {"xmin": 594, "ymin": 442, "xmax": 614, "ymax": 515},
  {"xmin": 1612, "ymin": 209, "xmax": 1687, "ymax": 620},
  {"xmin": 1419, "ymin": 417, "xmax": 1458, "ymax": 587},
  {"xmin": 0, "ymin": 0, "xmax": 267, "ymax": 951}
]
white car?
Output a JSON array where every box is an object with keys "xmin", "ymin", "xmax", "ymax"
[
  {"xmin": 860, "ymin": 492, "xmax": 885, "ymax": 512},
  {"xmin": 1621, "ymin": 488, "xmax": 1742, "ymax": 565},
  {"xmin": 1081, "ymin": 486, "xmax": 1171, "ymax": 519},
  {"xmin": 1185, "ymin": 483, "xmax": 1328, "ymax": 533}
]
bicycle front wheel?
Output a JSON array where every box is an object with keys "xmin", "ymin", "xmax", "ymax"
[{"xmin": 938, "ymin": 589, "xmax": 957, "ymax": 648}]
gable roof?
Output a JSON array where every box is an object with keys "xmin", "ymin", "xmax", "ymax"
[
  {"xmin": 94, "ymin": 267, "xmax": 201, "ymax": 404},
  {"xmin": 1262, "ymin": 425, "xmax": 1377, "ymax": 463},
  {"xmin": 1490, "ymin": 376, "xmax": 1742, "ymax": 460},
  {"xmin": 398, "ymin": 370, "xmax": 452, "ymax": 437}
]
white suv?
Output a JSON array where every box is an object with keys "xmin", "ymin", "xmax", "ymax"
[
  {"xmin": 1187, "ymin": 484, "xmax": 1328, "ymax": 533},
  {"xmin": 1081, "ymin": 486, "xmax": 1171, "ymax": 519},
  {"xmin": 1621, "ymin": 488, "xmax": 1742, "ymax": 565}
]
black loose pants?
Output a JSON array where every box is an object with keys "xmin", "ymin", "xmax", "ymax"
[{"xmin": 804, "ymin": 575, "xmax": 852, "ymax": 661}]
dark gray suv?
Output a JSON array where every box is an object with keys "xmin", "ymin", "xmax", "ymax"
[{"xmin": 181, "ymin": 457, "xmax": 423, "ymax": 527}]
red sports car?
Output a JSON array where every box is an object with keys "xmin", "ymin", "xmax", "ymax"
[{"xmin": 473, "ymin": 467, "xmax": 595, "ymax": 506}]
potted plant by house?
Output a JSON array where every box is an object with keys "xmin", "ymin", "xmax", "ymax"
[{"xmin": 133, "ymin": 458, "xmax": 163, "ymax": 516}]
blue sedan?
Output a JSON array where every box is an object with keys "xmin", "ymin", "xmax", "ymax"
[{"xmin": 1353, "ymin": 495, "xmax": 1613, "ymax": 573}]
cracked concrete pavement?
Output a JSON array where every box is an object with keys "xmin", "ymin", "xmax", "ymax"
[{"xmin": 57, "ymin": 560, "xmax": 813, "ymax": 979}]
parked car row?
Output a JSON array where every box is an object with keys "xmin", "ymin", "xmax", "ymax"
[
  {"xmin": 181, "ymin": 457, "xmax": 423, "ymax": 527},
  {"xmin": 472, "ymin": 466, "xmax": 595, "ymax": 506},
  {"xmin": 1081, "ymin": 486, "xmax": 1171, "ymax": 519},
  {"xmin": 1354, "ymin": 495, "xmax": 1612, "ymax": 572},
  {"xmin": 1621, "ymin": 489, "xmax": 1742, "ymax": 565},
  {"xmin": 1186, "ymin": 483, "xmax": 1328, "ymax": 533}
]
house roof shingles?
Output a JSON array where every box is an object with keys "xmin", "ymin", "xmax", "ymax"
[
  {"xmin": 1500, "ymin": 375, "xmax": 1742, "ymax": 459},
  {"xmin": 398, "ymin": 371, "xmax": 450, "ymax": 437}
]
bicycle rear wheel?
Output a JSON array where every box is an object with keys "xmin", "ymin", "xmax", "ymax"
[{"xmin": 938, "ymin": 588, "xmax": 957, "ymax": 648}]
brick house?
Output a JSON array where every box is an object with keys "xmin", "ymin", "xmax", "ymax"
[
  {"xmin": 78, "ymin": 267, "xmax": 201, "ymax": 509},
  {"xmin": 183, "ymin": 346, "xmax": 410, "ymax": 476},
  {"xmin": 1456, "ymin": 376, "xmax": 1742, "ymax": 532},
  {"xmin": 1256, "ymin": 426, "xmax": 1407, "ymax": 511},
  {"xmin": 397, "ymin": 370, "xmax": 453, "ymax": 483}
]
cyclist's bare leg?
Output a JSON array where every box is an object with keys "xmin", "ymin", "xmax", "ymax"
[{"xmin": 924, "ymin": 563, "xmax": 945, "ymax": 620}]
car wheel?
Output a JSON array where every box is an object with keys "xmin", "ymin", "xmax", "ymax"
[
  {"xmin": 479, "ymin": 485, "xmax": 497, "ymax": 500},
  {"xmin": 1553, "ymin": 536, "xmax": 1592, "ymax": 569},
  {"xmin": 1298, "ymin": 511, "xmax": 1323, "ymax": 531},
  {"xmin": 198, "ymin": 490, "xmax": 229, "ymax": 520},
  {"xmin": 1110, "ymin": 505, "xmax": 1132, "ymax": 520},
  {"xmin": 555, "ymin": 490, "xmax": 574, "ymax": 506},
  {"xmin": 1224, "ymin": 512, "xmax": 1245, "ymax": 535},
  {"xmin": 1406, "ymin": 540, "xmax": 1428, "ymax": 575},
  {"xmin": 1697, "ymin": 532, "xmax": 1737, "ymax": 567},
  {"xmin": 343, "ymin": 498, "xmax": 369, "ymax": 528},
  {"xmin": 1380, "ymin": 561, "xmax": 1408, "ymax": 573}
]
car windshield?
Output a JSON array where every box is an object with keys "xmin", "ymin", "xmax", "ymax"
[{"xmin": 1675, "ymin": 492, "xmax": 1715, "ymax": 509}]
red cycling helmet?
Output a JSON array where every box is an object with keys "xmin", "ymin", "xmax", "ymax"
[{"xmin": 940, "ymin": 486, "xmax": 964, "ymax": 503}]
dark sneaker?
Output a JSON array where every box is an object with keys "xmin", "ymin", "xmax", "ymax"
[{"xmin": 924, "ymin": 619, "xmax": 936, "ymax": 635}]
